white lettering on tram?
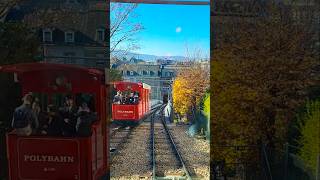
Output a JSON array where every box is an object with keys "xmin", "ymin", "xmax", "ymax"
[
  {"xmin": 24, "ymin": 155, "xmax": 74, "ymax": 163},
  {"xmin": 117, "ymin": 110, "xmax": 134, "ymax": 113}
]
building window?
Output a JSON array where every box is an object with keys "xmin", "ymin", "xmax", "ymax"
[
  {"xmin": 43, "ymin": 29, "xmax": 52, "ymax": 42},
  {"xmin": 130, "ymin": 71, "xmax": 134, "ymax": 76},
  {"xmin": 96, "ymin": 29, "xmax": 105, "ymax": 42},
  {"xmin": 150, "ymin": 71, "xmax": 155, "ymax": 76},
  {"xmin": 143, "ymin": 71, "xmax": 147, "ymax": 75},
  {"xmin": 65, "ymin": 31, "xmax": 74, "ymax": 43}
]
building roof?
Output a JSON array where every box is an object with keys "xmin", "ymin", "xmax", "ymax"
[{"xmin": 5, "ymin": 0, "xmax": 107, "ymax": 46}]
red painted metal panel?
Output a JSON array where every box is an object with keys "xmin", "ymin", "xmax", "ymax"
[
  {"xmin": 7, "ymin": 135, "xmax": 87, "ymax": 180},
  {"xmin": 112, "ymin": 81, "xmax": 151, "ymax": 122},
  {"xmin": 112, "ymin": 104, "xmax": 137, "ymax": 120},
  {"xmin": 3, "ymin": 63, "xmax": 107, "ymax": 180}
]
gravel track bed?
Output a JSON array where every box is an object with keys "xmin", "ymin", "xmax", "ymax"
[
  {"xmin": 110, "ymin": 121, "xmax": 152, "ymax": 179},
  {"xmin": 168, "ymin": 124, "xmax": 210, "ymax": 179},
  {"xmin": 153, "ymin": 117, "xmax": 184, "ymax": 177},
  {"xmin": 110, "ymin": 128, "xmax": 132, "ymax": 151}
]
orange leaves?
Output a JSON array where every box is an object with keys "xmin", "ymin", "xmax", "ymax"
[
  {"xmin": 172, "ymin": 64, "xmax": 210, "ymax": 118},
  {"xmin": 172, "ymin": 76, "xmax": 193, "ymax": 116}
]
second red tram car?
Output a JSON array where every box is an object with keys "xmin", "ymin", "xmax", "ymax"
[
  {"xmin": 112, "ymin": 81, "xmax": 151, "ymax": 124},
  {"xmin": 0, "ymin": 63, "xmax": 109, "ymax": 180}
]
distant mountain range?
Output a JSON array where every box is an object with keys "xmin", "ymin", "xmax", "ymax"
[{"xmin": 111, "ymin": 50, "xmax": 189, "ymax": 62}]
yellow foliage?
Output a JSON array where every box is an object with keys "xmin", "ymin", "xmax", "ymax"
[
  {"xmin": 172, "ymin": 76, "xmax": 193, "ymax": 116},
  {"xmin": 172, "ymin": 64, "xmax": 209, "ymax": 118}
]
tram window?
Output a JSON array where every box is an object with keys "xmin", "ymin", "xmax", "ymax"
[
  {"xmin": 51, "ymin": 93, "xmax": 66, "ymax": 108},
  {"xmin": 112, "ymin": 90, "xmax": 140, "ymax": 104}
]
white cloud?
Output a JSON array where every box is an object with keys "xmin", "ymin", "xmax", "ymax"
[{"xmin": 175, "ymin": 26, "xmax": 182, "ymax": 33}]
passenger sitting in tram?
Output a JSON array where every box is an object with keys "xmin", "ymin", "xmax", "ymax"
[
  {"xmin": 12, "ymin": 93, "xmax": 38, "ymax": 136},
  {"xmin": 41, "ymin": 105, "xmax": 64, "ymax": 136},
  {"xmin": 113, "ymin": 91, "xmax": 122, "ymax": 104}
]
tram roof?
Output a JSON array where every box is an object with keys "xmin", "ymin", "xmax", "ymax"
[
  {"xmin": 0, "ymin": 62, "xmax": 103, "ymax": 76},
  {"xmin": 113, "ymin": 81, "xmax": 151, "ymax": 90}
]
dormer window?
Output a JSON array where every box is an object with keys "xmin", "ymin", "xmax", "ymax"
[
  {"xmin": 43, "ymin": 29, "xmax": 52, "ymax": 42},
  {"xmin": 96, "ymin": 28, "xmax": 105, "ymax": 42},
  {"xmin": 65, "ymin": 31, "xmax": 74, "ymax": 43}
]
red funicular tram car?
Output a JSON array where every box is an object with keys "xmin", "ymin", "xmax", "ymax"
[
  {"xmin": 112, "ymin": 81, "xmax": 151, "ymax": 125},
  {"xmin": 0, "ymin": 63, "xmax": 109, "ymax": 180}
]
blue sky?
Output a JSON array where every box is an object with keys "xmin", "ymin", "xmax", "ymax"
[{"xmin": 112, "ymin": 2, "xmax": 210, "ymax": 58}]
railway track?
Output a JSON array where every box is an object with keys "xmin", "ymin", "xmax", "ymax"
[
  {"xmin": 151, "ymin": 108, "xmax": 192, "ymax": 180},
  {"xmin": 110, "ymin": 125, "xmax": 133, "ymax": 160},
  {"xmin": 110, "ymin": 104, "xmax": 192, "ymax": 179},
  {"xmin": 110, "ymin": 104, "xmax": 163, "ymax": 160}
]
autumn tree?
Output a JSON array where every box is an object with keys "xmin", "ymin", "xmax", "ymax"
[
  {"xmin": 297, "ymin": 100, "xmax": 320, "ymax": 176},
  {"xmin": 110, "ymin": 3, "xmax": 143, "ymax": 53},
  {"xmin": 172, "ymin": 76, "xmax": 192, "ymax": 120},
  {"xmin": 211, "ymin": 1, "xmax": 319, "ymax": 168},
  {"xmin": 172, "ymin": 63, "xmax": 209, "ymax": 122}
]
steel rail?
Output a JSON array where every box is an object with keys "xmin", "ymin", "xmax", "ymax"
[
  {"xmin": 151, "ymin": 111, "xmax": 156, "ymax": 180},
  {"xmin": 160, "ymin": 111, "xmax": 192, "ymax": 180},
  {"xmin": 109, "ymin": 126, "xmax": 135, "ymax": 161},
  {"xmin": 151, "ymin": 106, "xmax": 192, "ymax": 179},
  {"xmin": 151, "ymin": 105, "xmax": 167, "ymax": 180},
  {"xmin": 110, "ymin": 105, "xmax": 163, "ymax": 161},
  {"xmin": 111, "ymin": 0, "xmax": 210, "ymax": 5}
]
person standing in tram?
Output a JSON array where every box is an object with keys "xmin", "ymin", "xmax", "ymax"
[
  {"xmin": 11, "ymin": 93, "xmax": 37, "ymax": 136},
  {"xmin": 60, "ymin": 96, "xmax": 77, "ymax": 123},
  {"xmin": 75, "ymin": 108, "xmax": 95, "ymax": 137},
  {"xmin": 31, "ymin": 98, "xmax": 40, "ymax": 133},
  {"xmin": 41, "ymin": 105, "xmax": 63, "ymax": 136},
  {"xmin": 133, "ymin": 92, "xmax": 139, "ymax": 104},
  {"xmin": 60, "ymin": 96, "xmax": 78, "ymax": 136},
  {"xmin": 113, "ymin": 91, "xmax": 122, "ymax": 104},
  {"xmin": 122, "ymin": 92, "xmax": 128, "ymax": 104},
  {"xmin": 78, "ymin": 102, "xmax": 90, "ymax": 113},
  {"xmin": 128, "ymin": 92, "xmax": 135, "ymax": 104}
]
